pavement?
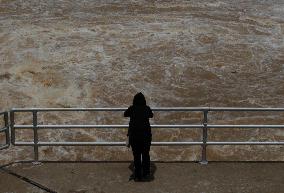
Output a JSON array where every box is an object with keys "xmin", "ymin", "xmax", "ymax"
[{"xmin": 0, "ymin": 161, "xmax": 283, "ymax": 193}]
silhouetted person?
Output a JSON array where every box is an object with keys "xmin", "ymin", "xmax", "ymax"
[{"xmin": 124, "ymin": 92, "xmax": 153, "ymax": 181}]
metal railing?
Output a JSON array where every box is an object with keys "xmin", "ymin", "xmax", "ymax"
[
  {"xmin": 0, "ymin": 111, "xmax": 10, "ymax": 150},
  {"xmin": 9, "ymin": 107, "xmax": 284, "ymax": 164}
]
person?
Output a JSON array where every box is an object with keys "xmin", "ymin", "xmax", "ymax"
[{"xmin": 124, "ymin": 92, "xmax": 153, "ymax": 181}]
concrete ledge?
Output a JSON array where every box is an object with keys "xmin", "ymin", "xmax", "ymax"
[{"xmin": 0, "ymin": 161, "xmax": 283, "ymax": 193}]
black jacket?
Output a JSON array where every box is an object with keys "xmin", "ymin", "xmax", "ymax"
[{"xmin": 124, "ymin": 93, "xmax": 153, "ymax": 137}]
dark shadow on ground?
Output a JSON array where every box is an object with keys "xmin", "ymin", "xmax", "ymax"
[{"xmin": 128, "ymin": 161, "xmax": 157, "ymax": 182}]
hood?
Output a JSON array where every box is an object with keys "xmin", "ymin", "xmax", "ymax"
[{"xmin": 133, "ymin": 92, "xmax": 146, "ymax": 106}]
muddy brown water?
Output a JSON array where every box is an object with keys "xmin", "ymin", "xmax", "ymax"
[{"xmin": 0, "ymin": 0, "xmax": 284, "ymax": 165}]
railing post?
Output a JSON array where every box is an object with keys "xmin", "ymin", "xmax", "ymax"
[
  {"xmin": 10, "ymin": 111, "xmax": 15, "ymax": 145},
  {"xmin": 4, "ymin": 112, "xmax": 10, "ymax": 147},
  {"xmin": 200, "ymin": 110, "xmax": 208, "ymax": 165},
  {"xmin": 33, "ymin": 110, "xmax": 39, "ymax": 162}
]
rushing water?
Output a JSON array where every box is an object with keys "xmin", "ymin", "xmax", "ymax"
[{"xmin": 0, "ymin": 0, "xmax": 284, "ymax": 164}]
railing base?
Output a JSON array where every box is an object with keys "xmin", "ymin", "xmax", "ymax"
[
  {"xmin": 32, "ymin": 161, "xmax": 42, "ymax": 165},
  {"xmin": 199, "ymin": 160, "xmax": 208, "ymax": 165}
]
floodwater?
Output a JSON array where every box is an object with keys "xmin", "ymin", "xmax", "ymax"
[{"xmin": 0, "ymin": 0, "xmax": 284, "ymax": 164}]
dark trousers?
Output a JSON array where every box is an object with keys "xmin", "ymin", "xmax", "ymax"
[{"xmin": 131, "ymin": 136, "xmax": 151, "ymax": 178}]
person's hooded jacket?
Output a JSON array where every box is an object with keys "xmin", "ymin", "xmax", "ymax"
[{"xmin": 124, "ymin": 92, "xmax": 153, "ymax": 137}]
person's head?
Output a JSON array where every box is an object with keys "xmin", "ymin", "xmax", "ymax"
[{"xmin": 133, "ymin": 92, "xmax": 146, "ymax": 106}]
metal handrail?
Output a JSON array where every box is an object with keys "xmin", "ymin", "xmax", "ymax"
[
  {"xmin": 14, "ymin": 124, "xmax": 204, "ymax": 129},
  {"xmin": 0, "ymin": 112, "xmax": 9, "ymax": 150},
  {"xmin": 11, "ymin": 107, "xmax": 284, "ymax": 111},
  {"xmin": 15, "ymin": 141, "xmax": 204, "ymax": 146},
  {"xmin": 13, "ymin": 124, "xmax": 284, "ymax": 129},
  {"xmin": 11, "ymin": 107, "xmax": 208, "ymax": 112},
  {"xmin": 9, "ymin": 107, "xmax": 284, "ymax": 164}
]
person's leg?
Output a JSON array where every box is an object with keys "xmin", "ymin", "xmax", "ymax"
[
  {"xmin": 133, "ymin": 151, "xmax": 141, "ymax": 178},
  {"xmin": 132, "ymin": 142, "xmax": 142, "ymax": 179},
  {"xmin": 142, "ymin": 142, "xmax": 151, "ymax": 177}
]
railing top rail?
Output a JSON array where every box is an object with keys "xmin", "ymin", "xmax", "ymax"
[
  {"xmin": 10, "ymin": 107, "xmax": 284, "ymax": 112},
  {"xmin": 0, "ymin": 111, "xmax": 7, "ymax": 115},
  {"xmin": 11, "ymin": 107, "xmax": 208, "ymax": 112},
  {"xmin": 209, "ymin": 107, "xmax": 284, "ymax": 111},
  {"xmin": 13, "ymin": 124, "xmax": 284, "ymax": 129}
]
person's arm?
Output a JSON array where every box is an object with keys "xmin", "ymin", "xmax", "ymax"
[
  {"xmin": 148, "ymin": 106, "xmax": 153, "ymax": 118},
  {"xmin": 124, "ymin": 106, "xmax": 132, "ymax": 117},
  {"xmin": 124, "ymin": 106, "xmax": 132, "ymax": 136}
]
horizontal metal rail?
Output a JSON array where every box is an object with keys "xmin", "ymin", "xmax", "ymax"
[
  {"xmin": 14, "ymin": 124, "xmax": 204, "ymax": 129},
  {"xmin": 11, "ymin": 107, "xmax": 284, "ymax": 112},
  {"xmin": 9, "ymin": 107, "xmax": 284, "ymax": 164},
  {"xmin": 0, "ymin": 111, "xmax": 7, "ymax": 115},
  {"xmin": 209, "ymin": 107, "xmax": 284, "ymax": 111},
  {"xmin": 206, "ymin": 142, "xmax": 284, "ymax": 145},
  {"xmin": 207, "ymin": 125, "xmax": 284, "ymax": 128},
  {"xmin": 0, "ymin": 144, "xmax": 9, "ymax": 150},
  {"xmin": 0, "ymin": 126, "xmax": 8, "ymax": 132},
  {"xmin": 14, "ymin": 141, "xmax": 204, "ymax": 146},
  {"xmin": 13, "ymin": 124, "xmax": 284, "ymax": 129},
  {"xmin": 13, "ymin": 141, "xmax": 284, "ymax": 146},
  {"xmin": 11, "ymin": 107, "xmax": 208, "ymax": 112},
  {"xmin": 0, "ymin": 112, "xmax": 9, "ymax": 150}
]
